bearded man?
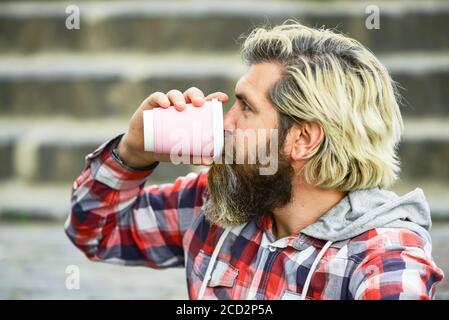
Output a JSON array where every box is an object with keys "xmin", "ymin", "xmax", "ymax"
[{"xmin": 65, "ymin": 21, "xmax": 443, "ymax": 300}]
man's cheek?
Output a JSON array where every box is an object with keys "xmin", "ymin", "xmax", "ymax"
[{"xmin": 258, "ymin": 129, "xmax": 279, "ymax": 175}]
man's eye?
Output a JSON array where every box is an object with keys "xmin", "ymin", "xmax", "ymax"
[{"xmin": 241, "ymin": 102, "xmax": 250, "ymax": 112}]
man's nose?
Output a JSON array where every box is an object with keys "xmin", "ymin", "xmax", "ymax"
[{"xmin": 223, "ymin": 110, "xmax": 236, "ymax": 132}]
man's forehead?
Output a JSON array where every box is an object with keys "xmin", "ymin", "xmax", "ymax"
[
  {"xmin": 234, "ymin": 63, "xmax": 282, "ymax": 98},
  {"xmin": 234, "ymin": 73, "xmax": 262, "ymax": 100},
  {"xmin": 234, "ymin": 78, "xmax": 250, "ymax": 98}
]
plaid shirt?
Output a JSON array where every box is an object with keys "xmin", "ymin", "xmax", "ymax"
[{"xmin": 65, "ymin": 135, "xmax": 444, "ymax": 300}]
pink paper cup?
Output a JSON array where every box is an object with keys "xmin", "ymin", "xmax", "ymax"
[{"xmin": 143, "ymin": 98, "xmax": 224, "ymax": 162}]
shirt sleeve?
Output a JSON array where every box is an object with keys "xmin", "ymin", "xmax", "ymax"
[
  {"xmin": 349, "ymin": 228, "xmax": 445, "ymax": 300},
  {"xmin": 64, "ymin": 134, "xmax": 209, "ymax": 268}
]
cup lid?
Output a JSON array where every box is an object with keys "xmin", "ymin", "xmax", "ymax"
[
  {"xmin": 143, "ymin": 109, "xmax": 155, "ymax": 152},
  {"xmin": 211, "ymin": 98, "xmax": 224, "ymax": 161}
]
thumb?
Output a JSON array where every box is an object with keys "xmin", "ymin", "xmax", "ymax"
[{"xmin": 205, "ymin": 92, "xmax": 229, "ymax": 103}]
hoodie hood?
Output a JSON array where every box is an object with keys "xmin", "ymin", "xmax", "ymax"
[{"xmin": 301, "ymin": 187, "xmax": 432, "ymax": 246}]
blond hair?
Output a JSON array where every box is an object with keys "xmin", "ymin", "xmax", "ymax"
[{"xmin": 240, "ymin": 20, "xmax": 404, "ymax": 191}]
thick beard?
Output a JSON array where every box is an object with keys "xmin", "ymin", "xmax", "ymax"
[{"xmin": 204, "ymin": 152, "xmax": 294, "ymax": 228}]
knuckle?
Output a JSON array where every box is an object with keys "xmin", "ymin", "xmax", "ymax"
[
  {"xmin": 167, "ymin": 89, "xmax": 182, "ymax": 96},
  {"xmin": 152, "ymin": 91, "xmax": 164, "ymax": 97},
  {"xmin": 151, "ymin": 92, "xmax": 165, "ymax": 100},
  {"xmin": 187, "ymin": 87, "xmax": 203, "ymax": 96}
]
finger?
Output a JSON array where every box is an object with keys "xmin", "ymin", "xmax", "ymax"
[
  {"xmin": 141, "ymin": 92, "xmax": 170, "ymax": 110},
  {"xmin": 183, "ymin": 87, "xmax": 205, "ymax": 107},
  {"xmin": 205, "ymin": 92, "xmax": 229, "ymax": 103},
  {"xmin": 166, "ymin": 89, "xmax": 186, "ymax": 111}
]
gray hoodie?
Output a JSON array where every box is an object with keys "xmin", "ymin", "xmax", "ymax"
[{"xmin": 301, "ymin": 187, "xmax": 432, "ymax": 247}]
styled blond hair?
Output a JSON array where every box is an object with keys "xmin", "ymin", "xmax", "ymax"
[{"xmin": 240, "ymin": 20, "xmax": 404, "ymax": 191}]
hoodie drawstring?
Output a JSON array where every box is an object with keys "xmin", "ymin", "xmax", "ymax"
[
  {"xmin": 301, "ymin": 240, "xmax": 333, "ymax": 300},
  {"xmin": 198, "ymin": 226, "xmax": 232, "ymax": 300}
]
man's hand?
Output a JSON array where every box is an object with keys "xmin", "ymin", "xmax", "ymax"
[{"xmin": 118, "ymin": 87, "xmax": 229, "ymax": 169}]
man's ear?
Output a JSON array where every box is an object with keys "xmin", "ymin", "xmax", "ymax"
[{"xmin": 286, "ymin": 121, "xmax": 324, "ymax": 161}]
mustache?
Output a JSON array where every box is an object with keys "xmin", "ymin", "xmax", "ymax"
[{"xmin": 216, "ymin": 129, "xmax": 280, "ymax": 176}]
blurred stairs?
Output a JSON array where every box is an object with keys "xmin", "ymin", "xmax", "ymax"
[{"xmin": 1, "ymin": 0, "xmax": 449, "ymax": 223}]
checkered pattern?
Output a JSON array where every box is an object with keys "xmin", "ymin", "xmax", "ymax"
[{"xmin": 65, "ymin": 135, "xmax": 444, "ymax": 300}]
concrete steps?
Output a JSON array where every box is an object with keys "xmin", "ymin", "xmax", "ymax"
[
  {"xmin": 392, "ymin": 179, "xmax": 449, "ymax": 221},
  {"xmin": 399, "ymin": 117, "xmax": 449, "ymax": 182},
  {"xmin": 1, "ymin": 52, "xmax": 448, "ymax": 117},
  {"xmin": 1, "ymin": 1, "xmax": 448, "ymax": 54},
  {"xmin": 0, "ymin": 53, "xmax": 242, "ymax": 117}
]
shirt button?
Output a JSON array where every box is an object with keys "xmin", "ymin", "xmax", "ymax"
[{"xmin": 268, "ymin": 246, "xmax": 277, "ymax": 252}]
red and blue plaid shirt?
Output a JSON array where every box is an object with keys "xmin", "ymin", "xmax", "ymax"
[{"xmin": 65, "ymin": 135, "xmax": 444, "ymax": 300}]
